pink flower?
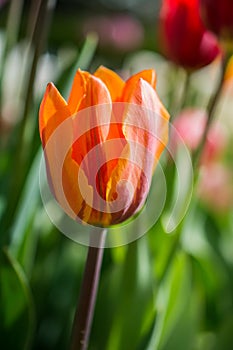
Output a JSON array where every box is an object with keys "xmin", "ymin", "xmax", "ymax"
[
  {"xmin": 171, "ymin": 108, "xmax": 228, "ymax": 162},
  {"xmin": 198, "ymin": 162, "xmax": 233, "ymax": 212},
  {"xmin": 82, "ymin": 15, "xmax": 144, "ymax": 52},
  {"xmin": 172, "ymin": 108, "xmax": 206, "ymax": 150}
]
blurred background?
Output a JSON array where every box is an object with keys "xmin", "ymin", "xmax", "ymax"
[{"xmin": 0, "ymin": 0, "xmax": 233, "ymax": 349}]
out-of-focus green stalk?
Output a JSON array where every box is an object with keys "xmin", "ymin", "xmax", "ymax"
[
  {"xmin": 1, "ymin": 0, "xmax": 57, "ymax": 236},
  {"xmin": 0, "ymin": 0, "xmax": 24, "ymax": 110},
  {"xmin": 166, "ymin": 67, "xmax": 191, "ymax": 116},
  {"xmin": 5, "ymin": 0, "xmax": 24, "ymax": 50},
  {"xmin": 19, "ymin": 0, "xmax": 57, "ymax": 142},
  {"xmin": 193, "ymin": 52, "xmax": 230, "ymax": 168},
  {"xmin": 61, "ymin": 32, "xmax": 99, "ymax": 99},
  {"xmin": 178, "ymin": 71, "xmax": 191, "ymax": 112},
  {"xmin": 77, "ymin": 32, "xmax": 99, "ymax": 70}
]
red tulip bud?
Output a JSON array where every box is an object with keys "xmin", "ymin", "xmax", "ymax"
[{"xmin": 159, "ymin": 0, "xmax": 221, "ymax": 70}]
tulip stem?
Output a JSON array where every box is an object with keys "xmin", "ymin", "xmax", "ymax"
[
  {"xmin": 71, "ymin": 229, "xmax": 107, "ymax": 350},
  {"xmin": 193, "ymin": 53, "xmax": 229, "ymax": 167},
  {"xmin": 179, "ymin": 70, "xmax": 191, "ymax": 111}
]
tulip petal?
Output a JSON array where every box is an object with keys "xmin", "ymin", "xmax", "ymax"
[
  {"xmin": 106, "ymin": 78, "xmax": 169, "ymax": 223},
  {"xmin": 78, "ymin": 74, "xmax": 112, "ymax": 113},
  {"xmin": 106, "ymin": 144, "xmax": 149, "ymax": 223},
  {"xmin": 122, "ymin": 69, "xmax": 157, "ymax": 102},
  {"xmin": 43, "ymin": 115, "xmax": 93, "ymax": 222},
  {"xmin": 67, "ymin": 69, "xmax": 90, "ymax": 114},
  {"xmin": 72, "ymin": 74, "xmax": 112, "ymax": 166},
  {"xmin": 123, "ymin": 78, "xmax": 169, "ymax": 164},
  {"xmin": 94, "ymin": 65, "xmax": 125, "ymax": 101},
  {"xmin": 84, "ymin": 208, "xmax": 112, "ymax": 227},
  {"xmin": 39, "ymin": 83, "xmax": 70, "ymax": 146},
  {"xmin": 62, "ymin": 151, "xmax": 93, "ymax": 223}
]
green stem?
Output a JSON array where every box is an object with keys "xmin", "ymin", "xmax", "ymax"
[
  {"xmin": 71, "ymin": 229, "xmax": 106, "ymax": 350},
  {"xmin": 179, "ymin": 70, "xmax": 191, "ymax": 111},
  {"xmin": 193, "ymin": 53, "xmax": 230, "ymax": 168},
  {"xmin": 168, "ymin": 68, "xmax": 191, "ymax": 118}
]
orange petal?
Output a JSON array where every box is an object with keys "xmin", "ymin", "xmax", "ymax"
[
  {"xmin": 67, "ymin": 69, "xmax": 90, "ymax": 114},
  {"xmin": 122, "ymin": 69, "xmax": 157, "ymax": 102},
  {"xmin": 43, "ymin": 115, "xmax": 93, "ymax": 222},
  {"xmin": 62, "ymin": 151, "xmax": 93, "ymax": 223},
  {"xmin": 84, "ymin": 208, "xmax": 113, "ymax": 227},
  {"xmin": 94, "ymin": 66, "xmax": 125, "ymax": 102},
  {"xmin": 72, "ymin": 74, "xmax": 112, "ymax": 167},
  {"xmin": 106, "ymin": 145, "xmax": 149, "ymax": 224},
  {"xmin": 106, "ymin": 77, "xmax": 168, "ymax": 224},
  {"xmin": 105, "ymin": 79, "xmax": 170, "ymax": 224},
  {"xmin": 123, "ymin": 78, "xmax": 169, "ymax": 165},
  {"xmin": 39, "ymin": 83, "xmax": 70, "ymax": 146},
  {"xmin": 78, "ymin": 74, "xmax": 112, "ymax": 112}
]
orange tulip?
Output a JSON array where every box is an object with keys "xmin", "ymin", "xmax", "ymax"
[{"xmin": 39, "ymin": 66, "xmax": 169, "ymax": 227}]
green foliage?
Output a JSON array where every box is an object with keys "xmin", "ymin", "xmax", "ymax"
[{"xmin": 0, "ymin": 248, "xmax": 35, "ymax": 350}]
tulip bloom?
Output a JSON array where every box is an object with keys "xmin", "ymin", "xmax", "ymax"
[
  {"xmin": 159, "ymin": 0, "xmax": 221, "ymax": 70},
  {"xmin": 39, "ymin": 67, "xmax": 169, "ymax": 226},
  {"xmin": 199, "ymin": 0, "xmax": 233, "ymax": 42}
]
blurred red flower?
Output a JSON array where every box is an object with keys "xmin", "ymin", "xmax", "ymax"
[
  {"xmin": 158, "ymin": 0, "xmax": 221, "ymax": 70},
  {"xmin": 199, "ymin": 0, "xmax": 233, "ymax": 42}
]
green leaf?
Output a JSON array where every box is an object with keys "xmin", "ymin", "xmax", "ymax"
[
  {"xmin": 215, "ymin": 312, "xmax": 233, "ymax": 350},
  {"xmin": 105, "ymin": 236, "xmax": 155, "ymax": 350},
  {"xmin": 162, "ymin": 144, "xmax": 193, "ymax": 233},
  {"xmin": 147, "ymin": 252, "xmax": 192, "ymax": 350},
  {"xmin": 148, "ymin": 220, "xmax": 180, "ymax": 282},
  {"xmin": 182, "ymin": 204, "xmax": 229, "ymax": 300},
  {"xmin": 10, "ymin": 149, "xmax": 41, "ymax": 274},
  {"xmin": 90, "ymin": 262, "xmax": 122, "ymax": 350},
  {"xmin": 159, "ymin": 287, "xmax": 201, "ymax": 350},
  {"xmin": 0, "ymin": 248, "xmax": 35, "ymax": 350}
]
